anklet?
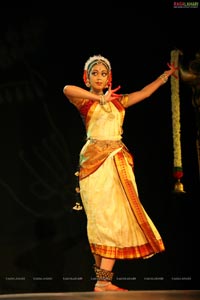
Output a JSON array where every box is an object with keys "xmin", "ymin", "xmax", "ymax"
[{"xmin": 95, "ymin": 282, "xmax": 111, "ymax": 287}]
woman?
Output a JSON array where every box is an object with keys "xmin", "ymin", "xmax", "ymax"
[{"xmin": 63, "ymin": 54, "xmax": 177, "ymax": 292}]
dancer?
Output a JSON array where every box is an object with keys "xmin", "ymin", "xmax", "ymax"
[{"xmin": 63, "ymin": 54, "xmax": 177, "ymax": 292}]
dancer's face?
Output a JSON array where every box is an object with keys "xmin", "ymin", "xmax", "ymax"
[{"xmin": 89, "ymin": 63, "xmax": 109, "ymax": 94}]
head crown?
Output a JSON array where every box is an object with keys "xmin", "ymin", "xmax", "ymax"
[{"xmin": 84, "ymin": 54, "xmax": 111, "ymax": 72}]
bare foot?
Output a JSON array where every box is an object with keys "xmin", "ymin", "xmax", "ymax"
[{"xmin": 94, "ymin": 282, "xmax": 128, "ymax": 292}]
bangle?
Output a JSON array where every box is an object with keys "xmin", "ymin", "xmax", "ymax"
[
  {"xmin": 99, "ymin": 95, "xmax": 106, "ymax": 105},
  {"xmin": 159, "ymin": 72, "xmax": 168, "ymax": 84}
]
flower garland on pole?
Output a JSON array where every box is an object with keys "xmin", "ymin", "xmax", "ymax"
[{"xmin": 170, "ymin": 49, "xmax": 185, "ymax": 193}]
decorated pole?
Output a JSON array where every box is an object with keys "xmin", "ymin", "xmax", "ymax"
[{"xmin": 170, "ymin": 49, "xmax": 185, "ymax": 193}]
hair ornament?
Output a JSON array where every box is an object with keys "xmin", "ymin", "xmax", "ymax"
[{"xmin": 84, "ymin": 54, "xmax": 111, "ymax": 72}]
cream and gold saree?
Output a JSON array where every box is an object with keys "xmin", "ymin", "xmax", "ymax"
[{"xmin": 70, "ymin": 96, "xmax": 165, "ymax": 259}]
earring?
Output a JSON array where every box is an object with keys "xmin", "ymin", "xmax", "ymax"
[
  {"xmin": 104, "ymin": 80, "xmax": 110, "ymax": 88},
  {"xmin": 86, "ymin": 80, "xmax": 90, "ymax": 87}
]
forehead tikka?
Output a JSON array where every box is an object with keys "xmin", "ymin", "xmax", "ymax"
[{"xmin": 87, "ymin": 60, "xmax": 110, "ymax": 74}]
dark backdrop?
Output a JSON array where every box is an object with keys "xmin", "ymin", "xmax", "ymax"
[{"xmin": 0, "ymin": 3, "xmax": 199, "ymax": 294}]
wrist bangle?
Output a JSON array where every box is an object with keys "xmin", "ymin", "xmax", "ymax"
[
  {"xmin": 100, "ymin": 95, "xmax": 106, "ymax": 105},
  {"xmin": 159, "ymin": 72, "xmax": 168, "ymax": 84}
]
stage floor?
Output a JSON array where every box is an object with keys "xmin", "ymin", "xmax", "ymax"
[{"xmin": 0, "ymin": 290, "xmax": 199, "ymax": 300}]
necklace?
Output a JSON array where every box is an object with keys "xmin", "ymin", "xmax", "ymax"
[
  {"xmin": 101, "ymin": 102, "xmax": 112, "ymax": 113},
  {"xmin": 91, "ymin": 90, "xmax": 115, "ymax": 118},
  {"xmin": 101, "ymin": 102, "xmax": 115, "ymax": 119}
]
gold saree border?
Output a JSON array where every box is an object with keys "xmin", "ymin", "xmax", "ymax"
[
  {"xmin": 114, "ymin": 151, "xmax": 165, "ymax": 255},
  {"xmin": 90, "ymin": 241, "xmax": 164, "ymax": 259}
]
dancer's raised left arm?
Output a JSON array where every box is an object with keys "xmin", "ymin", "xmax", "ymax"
[{"xmin": 126, "ymin": 63, "xmax": 178, "ymax": 107}]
